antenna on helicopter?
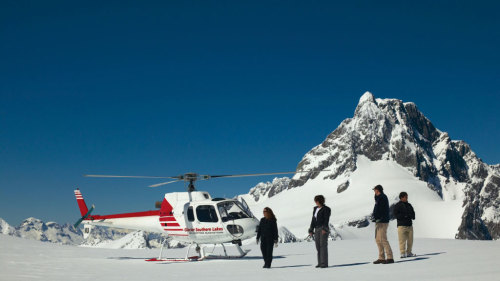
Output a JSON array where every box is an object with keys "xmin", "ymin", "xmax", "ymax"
[{"xmin": 84, "ymin": 170, "xmax": 329, "ymax": 193}]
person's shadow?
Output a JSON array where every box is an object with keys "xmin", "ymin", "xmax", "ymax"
[
  {"xmin": 395, "ymin": 257, "xmax": 429, "ymax": 263},
  {"xmin": 332, "ymin": 262, "xmax": 371, "ymax": 267},
  {"xmin": 331, "ymin": 252, "xmax": 446, "ymax": 267},
  {"xmin": 272, "ymin": 264, "xmax": 313, "ymax": 268}
]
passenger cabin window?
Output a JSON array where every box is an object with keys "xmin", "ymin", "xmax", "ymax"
[
  {"xmin": 187, "ymin": 207, "xmax": 194, "ymax": 222},
  {"xmin": 196, "ymin": 205, "xmax": 218, "ymax": 223},
  {"xmin": 217, "ymin": 201, "xmax": 251, "ymax": 222}
]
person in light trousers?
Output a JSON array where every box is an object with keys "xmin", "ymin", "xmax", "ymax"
[{"xmin": 393, "ymin": 191, "xmax": 416, "ymax": 258}]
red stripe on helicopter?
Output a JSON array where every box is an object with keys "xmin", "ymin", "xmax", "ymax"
[
  {"xmin": 159, "ymin": 217, "xmax": 177, "ymax": 222},
  {"xmin": 164, "ymin": 228, "xmax": 184, "ymax": 231},
  {"xmin": 87, "ymin": 210, "xmax": 160, "ymax": 220},
  {"xmin": 161, "ymin": 222, "xmax": 181, "ymax": 227}
]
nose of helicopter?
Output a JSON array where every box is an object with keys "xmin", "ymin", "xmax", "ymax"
[{"xmin": 231, "ymin": 217, "xmax": 259, "ymax": 240}]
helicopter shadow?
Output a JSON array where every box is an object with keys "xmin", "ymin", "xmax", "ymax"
[{"xmin": 107, "ymin": 256, "xmax": 152, "ymax": 260}]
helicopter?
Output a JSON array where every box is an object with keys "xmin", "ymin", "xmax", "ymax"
[{"xmin": 74, "ymin": 171, "xmax": 320, "ymax": 262}]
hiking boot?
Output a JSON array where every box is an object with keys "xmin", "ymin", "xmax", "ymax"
[
  {"xmin": 373, "ymin": 259, "xmax": 385, "ymax": 264},
  {"xmin": 384, "ymin": 259, "xmax": 394, "ymax": 264},
  {"xmin": 406, "ymin": 253, "xmax": 416, "ymax": 257},
  {"xmin": 315, "ymin": 265, "xmax": 321, "ymax": 268}
]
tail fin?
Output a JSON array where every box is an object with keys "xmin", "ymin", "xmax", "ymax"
[{"xmin": 74, "ymin": 189, "xmax": 89, "ymax": 217}]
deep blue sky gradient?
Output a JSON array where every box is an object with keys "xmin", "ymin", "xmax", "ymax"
[{"xmin": 1, "ymin": 1, "xmax": 499, "ymax": 225}]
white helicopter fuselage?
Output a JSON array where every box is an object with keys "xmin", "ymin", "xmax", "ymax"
[{"xmin": 75, "ymin": 190, "xmax": 259, "ymax": 245}]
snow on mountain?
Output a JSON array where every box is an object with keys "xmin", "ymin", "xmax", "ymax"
[
  {"xmin": 0, "ymin": 218, "xmax": 15, "ymax": 235},
  {"xmin": 242, "ymin": 92, "xmax": 500, "ymax": 240},
  {"xmin": 13, "ymin": 217, "xmax": 83, "ymax": 245}
]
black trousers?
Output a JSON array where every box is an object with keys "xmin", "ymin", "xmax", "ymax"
[
  {"xmin": 260, "ymin": 239, "xmax": 274, "ymax": 267},
  {"xmin": 315, "ymin": 229, "xmax": 328, "ymax": 267}
]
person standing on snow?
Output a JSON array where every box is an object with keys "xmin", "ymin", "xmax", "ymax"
[
  {"xmin": 308, "ymin": 195, "xmax": 331, "ymax": 268},
  {"xmin": 256, "ymin": 207, "xmax": 279, "ymax": 268},
  {"xmin": 372, "ymin": 185, "xmax": 394, "ymax": 264},
  {"xmin": 393, "ymin": 191, "xmax": 416, "ymax": 258}
]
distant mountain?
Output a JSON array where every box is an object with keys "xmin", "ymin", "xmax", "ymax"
[
  {"xmin": 242, "ymin": 92, "xmax": 500, "ymax": 240},
  {"xmin": 13, "ymin": 217, "xmax": 83, "ymax": 245},
  {"xmin": 0, "ymin": 217, "xmax": 183, "ymax": 248}
]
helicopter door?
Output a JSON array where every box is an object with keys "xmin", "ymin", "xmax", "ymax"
[{"xmin": 239, "ymin": 197, "xmax": 254, "ymax": 218}]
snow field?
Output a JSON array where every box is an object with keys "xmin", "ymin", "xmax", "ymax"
[{"xmin": 2, "ymin": 234, "xmax": 499, "ymax": 281}]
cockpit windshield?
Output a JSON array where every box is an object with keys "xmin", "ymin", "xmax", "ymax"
[{"xmin": 217, "ymin": 201, "xmax": 252, "ymax": 222}]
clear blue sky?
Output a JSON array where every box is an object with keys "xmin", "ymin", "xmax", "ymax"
[{"xmin": 1, "ymin": 1, "xmax": 499, "ymax": 225}]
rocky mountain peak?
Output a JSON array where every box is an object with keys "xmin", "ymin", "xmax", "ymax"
[
  {"xmin": 358, "ymin": 91, "xmax": 376, "ymax": 104},
  {"xmin": 248, "ymin": 92, "xmax": 500, "ymax": 240}
]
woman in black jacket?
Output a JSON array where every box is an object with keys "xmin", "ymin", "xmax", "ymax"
[{"xmin": 256, "ymin": 207, "xmax": 278, "ymax": 268}]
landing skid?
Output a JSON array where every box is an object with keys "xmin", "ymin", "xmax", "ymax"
[{"xmin": 145, "ymin": 239, "xmax": 250, "ymax": 262}]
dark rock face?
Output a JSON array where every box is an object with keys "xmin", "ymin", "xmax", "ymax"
[
  {"xmin": 337, "ymin": 181, "xmax": 349, "ymax": 194},
  {"xmin": 347, "ymin": 217, "xmax": 370, "ymax": 228},
  {"xmin": 457, "ymin": 174, "xmax": 500, "ymax": 240},
  {"xmin": 247, "ymin": 92, "xmax": 500, "ymax": 240}
]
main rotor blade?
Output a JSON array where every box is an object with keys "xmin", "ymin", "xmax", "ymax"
[
  {"xmin": 209, "ymin": 169, "xmax": 329, "ymax": 179},
  {"xmin": 149, "ymin": 180, "xmax": 182, "ymax": 188},
  {"xmin": 84, "ymin": 174, "xmax": 179, "ymax": 179}
]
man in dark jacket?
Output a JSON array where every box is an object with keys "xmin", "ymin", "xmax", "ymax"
[
  {"xmin": 372, "ymin": 185, "xmax": 394, "ymax": 264},
  {"xmin": 393, "ymin": 192, "xmax": 416, "ymax": 258},
  {"xmin": 308, "ymin": 195, "xmax": 331, "ymax": 268}
]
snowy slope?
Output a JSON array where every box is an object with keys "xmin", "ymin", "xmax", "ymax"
[
  {"xmin": 1, "ymin": 234, "xmax": 500, "ymax": 281},
  {"xmin": 242, "ymin": 92, "xmax": 500, "ymax": 240}
]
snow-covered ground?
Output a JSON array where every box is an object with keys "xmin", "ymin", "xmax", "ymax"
[{"xmin": 1, "ymin": 234, "xmax": 499, "ymax": 281}]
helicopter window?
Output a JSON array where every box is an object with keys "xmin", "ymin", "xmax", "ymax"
[
  {"xmin": 217, "ymin": 201, "xmax": 251, "ymax": 222},
  {"xmin": 187, "ymin": 207, "xmax": 194, "ymax": 222},
  {"xmin": 196, "ymin": 205, "xmax": 219, "ymax": 223}
]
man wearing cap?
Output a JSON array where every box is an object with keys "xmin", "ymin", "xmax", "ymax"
[{"xmin": 371, "ymin": 184, "xmax": 394, "ymax": 264}]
